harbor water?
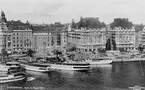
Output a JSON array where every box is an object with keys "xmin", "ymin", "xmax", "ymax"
[{"xmin": 1, "ymin": 61, "xmax": 145, "ymax": 90}]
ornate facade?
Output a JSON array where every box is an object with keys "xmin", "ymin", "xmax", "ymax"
[
  {"xmin": 68, "ymin": 28, "xmax": 106, "ymax": 52},
  {"xmin": 0, "ymin": 11, "xmax": 8, "ymax": 54},
  {"xmin": 0, "ymin": 11, "xmax": 33, "ymax": 54},
  {"xmin": 106, "ymin": 27, "xmax": 136, "ymax": 51},
  {"xmin": 32, "ymin": 25, "xmax": 67, "ymax": 56}
]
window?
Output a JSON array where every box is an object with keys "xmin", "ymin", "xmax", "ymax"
[
  {"xmin": 20, "ymin": 40, "xmax": 22, "ymax": 43},
  {"xmin": 8, "ymin": 42, "xmax": 11, "ymax": 47},
  {"xmin": 20, "ymin": 27, "xmax": 22, "ymax": 30},
  {"xmin": 57, "ymin": 33, "xmax": 61, "ymax": 45}
]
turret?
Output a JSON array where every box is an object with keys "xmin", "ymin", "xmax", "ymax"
[{"xmin": 0, "ymin": 10, "xmax": 7, "ymax": 23}]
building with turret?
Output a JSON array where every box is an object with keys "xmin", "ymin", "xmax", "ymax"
[
  {"xmin": 0, "ymin": 10, "xmax": 8, "ymax": 54},
  {"xmin": 7, "ymin": 20, "xmax": 33, "ymax": 54},
  {"xmin": 0, "ymin": 11, "xmax": 33, "ymax": 54}
]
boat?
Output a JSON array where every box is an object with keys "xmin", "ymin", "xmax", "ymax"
[
  {"xmin": 0, "ymin": 61, "xmax": 25, "ymax": 72},
  {"xmin": 86, "ymin": 57, "xmax": 113, "ymax": 65},
  {"xmin": 0, "ymin": 62, "xmax": 27, "ymax": 83},
  {"xmin": 27, "ymin": 77, "xmax": 35, "ymax": 81},
  {"xmin": 18, "ymin": 60, "xmax": 51, "ymax": 73},
  {"xmin": 50, "ymin": 60, "xmax": 90, "ymax": 71},
  {"xmin": 0, "ymin": 72, "xmax": 26, "ymax": 83}
]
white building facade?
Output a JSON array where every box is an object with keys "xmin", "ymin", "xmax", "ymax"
[
  {"xmin": 68, "ymin": 28, "xmax": 106, "ymax": 52},
  {"xmin": 107, "ymin": 27, "xmax": 136, "ymax": 51}
]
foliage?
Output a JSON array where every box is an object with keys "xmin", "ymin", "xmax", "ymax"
[
  {"xmin": 67, "ymin": 46, "xmax": 77, "ymax": 52},
  {"xmin": 110, "ymin": 18, "xmax": 133, "ymax": 29},
  {"xmin": 1, "ymin": 49, "xmax": 8, "ymax": 57},
  {"xmin": 106, "ymin": 39, "xmax": 111, "ymax": 50},
  {"xmin": 66, "ymin": 42, "xmax": 77, "ymax": 52},
  {"xmin": 68, "ymin": 54, "xmax": 75, "ymax": 60},
  {"xmin": 13, "ymin": 51, "xmax": 17, "ymax": 54},
  {"xmin": 112, "ymin": 39, "xmax": 116, "ymax": 50},
  {"xmin": 52, "ymin": 49, "xmax": 62, "ymax": 57},
  {"xmin": 119, "ymin": 48, "xmax": 127, "ymax": 52},
  {"xmin": 105, "ymin": 38, "xmax": 116, "ymax": 51},
  {"xmin": 138, "ymin": 44, "xmax": 144, "ymax": 53},
  {"xmin": 26, "ymin": 49, "xmax": 36, "ymax": 57},
  {"xmin": 97, "ymin": 48, "xmax": 106, "ymax": 53}
]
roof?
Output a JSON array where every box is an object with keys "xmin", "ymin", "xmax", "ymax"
[
  {"xmin": 32, "ymin": 25, "xmax": 50, "ymax": 33},
  {"xmin": 7, "ymin": 20, "xmax": 32, "ymax": 30},
  {"xmin": 134, "ymin": 24, "xmax": 144, "ymax": 32}
]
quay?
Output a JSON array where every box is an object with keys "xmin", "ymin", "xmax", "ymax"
[{"xmin": 106, "ymin": 50, "xmax": 145, "ymax": 62}]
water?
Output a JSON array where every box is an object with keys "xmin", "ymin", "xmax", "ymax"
[{"xmin": 1, "ymin": 61, "xmax": 145, "ymax": 90}]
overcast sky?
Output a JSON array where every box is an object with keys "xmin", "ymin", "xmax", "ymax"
[{"xmin": 0, "ymin": 0, "xmax": 145, "ymax": 24}]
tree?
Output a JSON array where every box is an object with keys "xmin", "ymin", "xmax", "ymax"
[
  {"xmin": 13, "ymin": 51, "xmax": 18, "ymax": 54},
  {"xmin": 26, "ymin": 49, "xmax": 36, "ymax": 57},
  {"xmin": 97, "ymin": 48, "xmax": 106, "ymax": 53},
  {"xmin": 112, "ymin": 39, "xmax": 116, "ymax": 50},
  {"xmin": 52, "ymin": 49, "xmax": 62, "ymax": 57},
  {"xmin": 119, "ymin": 48, "xmax": 127, "ymax": 52},
  {"xmin": 138, "ymin": 44, "xmax": 144, "ymax": 53},
  {"xmin": 67, "ymin": 46, "xmax": 77, "ymax": 52},
  {"xmin": 1, "ymin": 49, "xmax": 8, "ymax": 62},
  {"xmin": 68, "ymin": 54, "xmax": 75, "ymax": 60},
  {"xmin": 106, "ymin": 39, "xmax": 111, "ymax": 50},
  {"xmin": 1, "ymin": 49, "xmax": 8, "ymax": 58},
  {"xmin": 105, "ymin": 38, "xmax": 116, "ymax": 51}
]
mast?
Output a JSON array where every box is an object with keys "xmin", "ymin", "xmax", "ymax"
[
  {"xmin": 43, "ymin": 42, "xmax": 46, "ymax": 59},
  {"xmin": 110, "ymin": 35, "xmax": 112, "ymax": 50}
]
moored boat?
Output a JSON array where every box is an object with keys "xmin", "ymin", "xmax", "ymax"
[
  {"xmin": 0, "ymin": 62, "xmax": 27, "ymax": 83},
  {"xmin": 86, "ymin": 57, "xmax": 113, "ymax": 65},
  {"xmin": 50, "ymin": 60, "xmax": 90, "ymax": 71},
  {"xmin": 18, "ymin": 60, "xmax": 51, "ymax": 73},
  {"xmin": 0, "ymin": 72, "xmax": 26, "ymax": 83},
  {"xmin": 0, "ymin": 61, "xmax": 25, "ymax": 72}
]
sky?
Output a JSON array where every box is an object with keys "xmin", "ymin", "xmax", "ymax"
[{"xmin": 0, "ymin": 0, "xmax": 145, "ymax": 24}]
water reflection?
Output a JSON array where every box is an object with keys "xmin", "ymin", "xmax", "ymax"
[
  {"xmin": 111, "ymin": 62, "xmax": 145, "ymax": 88},
  {"xmin": 1, "ymin": 62, "xmax": 145, "ymax": 90},
  {"xmin": 46, "ymin": 71, "xmax": 66, "ymax": 88}
]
